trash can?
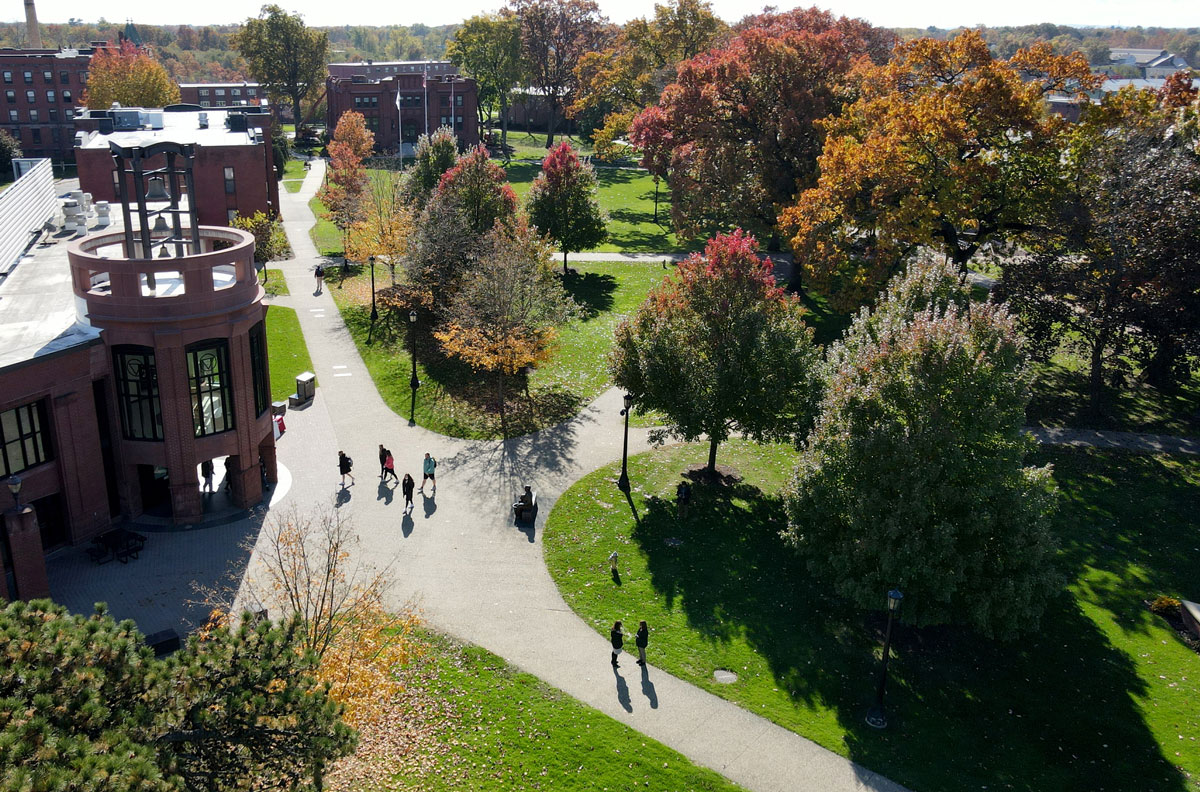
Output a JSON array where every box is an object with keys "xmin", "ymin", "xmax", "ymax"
[
  {"xmin": 271, "ymin": 400, "xmax": 287, "ymax": 417},
  {"xmin": 295, "ymin": 372, "xmax": 316, "ymax": 403}
]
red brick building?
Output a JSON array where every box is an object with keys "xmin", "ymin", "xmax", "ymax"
[
  {"xmin": 325, "ymin": 61, "xmax": 478, "ymax": 153},
  {"xmin": 74, "ymin": 107, "xmax": 279, "ymax": 226},
  {"xmin": 0, "ymin": 46, "xmax": 95, "ymax": 162},
  {"xmin": 178, "ymin": 82, "xmax": 265, "ymax": 108},
  {"xmin": 0, "ymin": 156, "xmax": 276, "ymax": 602}
]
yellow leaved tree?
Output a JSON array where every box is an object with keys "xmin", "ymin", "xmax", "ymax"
[{"xmin": 84, "ymin": 41, "xmax": 180, "ymax": 109}]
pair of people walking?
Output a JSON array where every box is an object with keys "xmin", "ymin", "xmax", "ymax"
[
  {"xmin": 610, "ymin": 620, "xmax": 649, "ymax": 668},
  {"xmin": 378, "ymin": 444, "xmax": 399, "ymax": 483}
]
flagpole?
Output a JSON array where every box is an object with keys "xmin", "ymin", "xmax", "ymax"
[{"xmin": 423, "ymin": 63, "xmax": 429, "ymax": 137}]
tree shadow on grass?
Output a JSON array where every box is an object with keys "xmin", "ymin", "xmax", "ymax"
[
  {"xmin": 630, "ymin": 476, "xmax": 1185, "ymax": 792},
  {"xmin": 563, "ymin": 271, "xmax": 617, "ymax": 318},
  {"xmin": 1025, "ymin": 362, "xmax": 1200, "ymax": 437}
]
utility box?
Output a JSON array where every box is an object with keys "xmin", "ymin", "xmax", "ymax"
[{"xmin": 293, "ymin": 371, "xmax": 316, "ymax": 404}]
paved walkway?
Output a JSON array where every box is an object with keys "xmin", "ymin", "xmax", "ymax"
[{"xmin": 266, "ymin": 158, "xmax": 909, "ymax": 792}]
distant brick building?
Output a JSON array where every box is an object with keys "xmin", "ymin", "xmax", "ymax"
[
  {"xmin": 0, "ymin": 46, "xmax": 95, "ymax": 162},
  {"xmin": 325, "ymin": 61, "xmax": 478, "ymax": 153},
  {"xmin": 74, "ymin": 107, "xmax": 279, "ymax": 226},
  {"xmin": 178, "ymin": 82, "xmax": 265, "ymax": 108}
]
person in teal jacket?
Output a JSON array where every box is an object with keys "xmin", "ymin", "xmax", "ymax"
[{"xmin": 421, "ymin": 452, "xmax": 437, "ymax": 493}]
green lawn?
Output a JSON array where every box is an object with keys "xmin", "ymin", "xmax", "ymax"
[
  {"xmin": 265, "ymin": 305, "xmax": 314, "ymax": 402},
  {"xmin": 501, "ymin": 131, "xmax": 594, "ymax": 162},
  {"xmin": 505, "ymin": 161, "xmax": 690, "ymax": 254},
  {"xmin": 261, "ymin": 268, "xmax": 289, "ymax": 297},
  {"xmin": 395, "ymin": 632, "xmax": 744, "ymax": 791},
  {"xmin": 308, "ymin": 196, "xmax": 343, "ymax": 257},
  {"xmin": 1027, "ymin": 353, "xmax": 1200, "ymax": 438},
  {"xmin": 330, "ymin": 260, "xmax": 667, "ymax": 439},
  {"xmin": 543, "ymin": 441, "xmax": 1200, "ymax": 792}
]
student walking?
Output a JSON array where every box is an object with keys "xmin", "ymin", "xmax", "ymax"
[
  {"xmin": 635, "ymin": 621, "xmax": 649, "ymax": 666},
  {"xmin": 401, "ymin": 473, "xmax": 415, "ymax": 511},
  {"xmin": 421, "ymin": 452, "xmax": 437, "ymax": 493},
  {"xmin": 610, "ymin": 620, "xmax": 624, "ymax": 668},
  {"xmin": 383, "ymin": 452, "xmax": 398, "ymax": 484},
  {"xmin": 338, "ymin": 451, "xmax": 355, "ymax": 487},
  {"xmin": 200, "ymin": 459, "xmax": 214, "ymax": 493},
  {"xmin": 378, "ymin": 444, "xmax": 389, "ymax": 478},
  {"xmin": 314, "ymin": 264, "xmax": 325, "ymax": 294}
]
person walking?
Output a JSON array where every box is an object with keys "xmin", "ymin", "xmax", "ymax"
[
  {"xmin": 401, "ymin": 473, "xmax": 415, "ymax": 512},
  {"xmin": 383, "ymin": 451, "xmax": 398, "ymax": 484},
  {"xmin": 314, "ymin": 264, "xmax": 325, "ymax": 294},
  {"xmin": 378, "ymin": 444, "xmax": 389, "ymax": 479},
  {"xmin": 610, "ymin": 620, "xmax": 624, "ymax": 668},
  {"xmin": 421, "ymin": 452, "xmax": 437, "ymax": 493},
  {"xmin": 338, "ymin": 451, "xmax": 355, "ymax": 487},
  {"xmin": 224, "ymin": 456, "xmax": 235, "ymax": 493},
  {"xmin": 200, "ymin": 459, "xmax": 214, "ymax": 493},
  {"xmin": 635, "ymin": 621, "xmax": 649, "ymax": 666}
]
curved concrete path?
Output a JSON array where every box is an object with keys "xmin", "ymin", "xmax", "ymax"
[{"xmin": 271, "ymin": 160, "xmax": 909, "ymax": 792}]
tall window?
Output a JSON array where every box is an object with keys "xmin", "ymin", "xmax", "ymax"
[
  {"xmin": 28, "ymin": 109, "xmax": 38, "ymax": 122},
  {"xmin": 4, "ymin": 91, "xmax": 12, "ymax": 104},
  {"xmin": 113, "ymin": 346, "xmax": 163, "ymax": 441},
  {"xmin": 22, "ymin": 71, "xmax": 31, "ymax": 84},
  {"xmin": 25, "ymin": 90, "xmax": 34, "ymax": 103},
  {"xmin": 45, "ymin": 90, "xmax": 54, "ymax": 102},
  {"xmin": 42, "ymin": 70, "xmax": 51, "ymax": 83},
  {"xmin": 2, "ymin": 71, "xmax": 11, "ymax": 84},
  {"xmin": 224, "ymin": 166, "xmax": 235, "ymax": 195},
  {"xmin": 59, "ymin": 70, "xmax": 69, "ymax": 84},
  {"xmin": 0, "ymin": 401, "xmax": 53, "ymax": 477},
  {"xmin": 187, "ymin": 340, "xmax": 235, "ymax": 437},
  {"xmin": 249, "ymin": 321, "xmax": 270, "ymax": 416},
  {"xmin": 62, "ymin": 90, "xmax": 71, "ymax": 104}
]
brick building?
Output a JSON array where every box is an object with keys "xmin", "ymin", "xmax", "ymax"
[
  {"xmin": 74, "ymin": 107, "xmax": 279, "ymax": 226},
  {"xmin": 0, "ymin": 155, "xmax": 275, "ymax": 601},
  {"xmin": 178, "ymin": 82, "xmax": 265, "ymax": 108},
  {"xmin": 325, "ymin": 61, "xmax": 478, "ymax": 153},
  {"xmin": 0, "ymin": 46, "xmax": 95, "ymax": 162}
]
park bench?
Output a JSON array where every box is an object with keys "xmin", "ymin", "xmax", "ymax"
[{"xmin": 514, "ymin": 491, "xmax": 538, "ymax": 522}]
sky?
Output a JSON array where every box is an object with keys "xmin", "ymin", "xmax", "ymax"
[{"xmin": 5, "ymin": 0, "xmax": 1198, "ymax": 30}]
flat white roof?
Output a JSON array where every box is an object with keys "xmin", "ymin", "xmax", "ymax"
[
  {"xmin": 178, "ymin": 82, "xmax": 261, "ymax": 88},
  {"xmin": 78, "ymin": 109, "xmax": 264, "ymax": 150}
]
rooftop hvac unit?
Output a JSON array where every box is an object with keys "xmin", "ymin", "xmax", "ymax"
[
  {"xmin": 147, "ymin": 111, "xmax": 164, "ymax": 129},
  {"xmin": 98, "ymin": 117, "xmax": 114, "ymax": 134},
  {"xmin": 111, "ymin": 109, "xmax": 142, "ymax": 130},
  {"xmin": 198, "ymin": 112, "xmax": 208, "ymax": 129},
  {"xmin": 351, "ymin": 74, "xmax": 367, "ymax": 83},
  {"xmin": 227, "ymin": 113, "xmax": 248, "ymax": 132}
]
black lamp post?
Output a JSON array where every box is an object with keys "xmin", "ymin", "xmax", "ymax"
[
  {"xmin": 366, "ymin": 256, "xmax": 378, "ymax": 344},
  {"xmin": 5, "ymin": 475, "xmax": 21, "ymax": 510},
  {"xmin": 617, "ymin": 393, "xmax": 633, "ymax": 492},
  {"xmin": 408, "ymin": 309, "xmax": 420, "ymax": 425},
  {"xmin": 866, "ymin": 588, "xmax": 904, "ymax": 729}
]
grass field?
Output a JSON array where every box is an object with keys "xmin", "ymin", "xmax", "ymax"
[
  {"xmin": 282, "ymin": 159, "xmax": 307, "ymax": 193},
  {"xmin": 330, "ymin": 260, "xmax": 667, "ymax": 438},
  {"xmin": 543, "ymin": 441, "xmax": 1200, "ymax": 792},
  {"xmin": 265, "ymin": 305, "xmax": 314, "ymax": 402},
  {"xmin": 391, "ymin": 633, "xmax": 745, "ymax": 792},
  {"xmin": 308, "ymin": 196, "xmax": 343, "ymax": 258},
  {"xmin": 261, "ymin": 268, "xmax": 289, "ymax": 297}
]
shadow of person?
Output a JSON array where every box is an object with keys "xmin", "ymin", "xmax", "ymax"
[
  {"xmin": 613, "ymin": 665, "xmax": 633, "ymax": 713},
  {"xmin": 401, "ymin": 512, "xmax": 414, "ymax": 537},
  {"xmin": 640, "ymin": 664, "xmax": 658, "ymax": 708},
  {"xmin": 335, "ymin": 487, "xmax": 351, "ymax": 508},
  {"xmin": 377, "ymin": 480, "xmax": 394, "ymax": 505},
  {"xmin": 422, "ymin": 491, "xmax": 437, "ymax": 518}
]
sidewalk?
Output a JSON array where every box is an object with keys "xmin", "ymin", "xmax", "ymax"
[{"xmin": 270, "ymin": 158, "xmax": 910, "ymax": 792}]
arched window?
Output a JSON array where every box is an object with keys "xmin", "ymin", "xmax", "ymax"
[
  {"xmin": 113, "ymin": 346, "xmax": 163, "ymax": 441},
  {"xmin": 187, "ymin": 340, "xmax": 235, "ymax": 437}
]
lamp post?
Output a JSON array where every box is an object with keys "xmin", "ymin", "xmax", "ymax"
[
  {"xmin": 617, "ymin": 393, "xmax": 633, "ymax": 493},
  {"xmin": 5, "ymin": 475, "xmax": 21, "ymax": 510},
  {"xmin": 408, "ymin": 309, "xmax": 420, "ymax": 425},
  {"xmin": 865, "ymin": 588, "xmax": 904, "ymax": 729},
  {"xmin": 366, "ymin": 256, "xmax": 378, "ymax": 344}
]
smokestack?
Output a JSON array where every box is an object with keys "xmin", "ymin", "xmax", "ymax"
[{"xmin": 24, "ymin": 0, "xmax": 42, "ymax": 49}]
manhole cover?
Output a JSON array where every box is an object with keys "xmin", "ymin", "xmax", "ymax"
[
  {"xmin": 713, "ymin": 669, "xmax": 738, "ymax": 684},
  {"xmin": 664, "ymin": 537, "xmax": 683, "ymax": 547}
]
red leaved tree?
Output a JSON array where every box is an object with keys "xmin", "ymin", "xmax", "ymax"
[{"xmin": 526, "ymin": 141, "xmax": 607, "ymax": 273}]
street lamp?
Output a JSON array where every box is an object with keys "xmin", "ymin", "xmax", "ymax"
[
  {"xmin": 865, "ymin": 588, "xmax": 904, "ymax": 729},
  {"xmin": 5, "ymin": 475, "xmax": 21, "ymax": 510},
  {"xmin": 617, "ymin": 393, "xmax": 633, "ymax": 493},
  {"xmin": 366, "ymin": 256, "xmax": 378, "ymax": 344},
  {"xmin": 408, "ymin": 309, "xmax": 420, "ymax": 425}
]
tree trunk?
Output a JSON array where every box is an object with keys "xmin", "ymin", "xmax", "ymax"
[
  {"xmin": 1088, "ymin": 327, "xmax": 1110, "ymax": 414},
  {"xmin": 545, "ymin": 98, "xmax": 558, "ymax": 148},
  {"xmin": 500, "ymin": 95, "xmax": 509, "ymax": 155},
  {"xmin": 707, "ymin": 437, "xmax": 719, "ymax": 474},
  {"xmin": 292, "ymin": 94, "xmax": 303, "ymax": 135},
  {"xmin": 497, "ymin": 370, "xmax": 507, "ymax": 435},
  {"xmin": 563, "ymin": 249, "xmax": 569, "ymax": 276},
  {"xmin": 653, "ymin": 178, "xmax": 659, "ymax": 224},
  {"xmin": 1142, "ymin": 336, "xmax": 1181, "ymax": 391}
]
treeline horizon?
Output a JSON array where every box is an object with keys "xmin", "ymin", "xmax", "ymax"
[{"xmin": 0, "ymin": 18, "xmax": 1195, "ymax": 84}]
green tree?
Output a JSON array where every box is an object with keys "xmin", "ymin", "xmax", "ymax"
[
  {"xmin": 402, "ymin": 126, "xmax": 459, "ymax": 210},
  {"xmin": 232, "ymin": 210, "xmax": 291, "ymax": 264},
  {"xmin": 234, "ymin": 5, "xmax": 328, "ymax": 127},
  {"xmin": 526, "ymin": 141, "xmax": 608, "ymax": 273},
  {"xmin": 609, "ymin": 229, "xmax": 822, "ymax": 473},
  {"xmin": 448, "ymin": 12, "xmax": 523, "ymax": 152},
  {"xmin": 784, "ymin": 256, "xmax": 1060, "ymax": 639},
  {"xmin": 83, "ymin": 40, "xmax": 180, "ymax": 109},
  {"xmin": 0, "ymin": 128, "xmax": 21, "ymax": 177}
]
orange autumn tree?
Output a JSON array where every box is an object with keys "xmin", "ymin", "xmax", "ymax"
[
  {"xmin": 84, "ymin": 41, "xmax": 180, "ymax": 109},
  {"xmin": 435, "ymin": 218, "xmax": 578, "ymax": 414},
  {"xmin": 318, "ymin": 111, "xmax": 375, "ymax": 257},
  {"xmin": 781, "ymin": 30, "xmax": 1102, "ymax": 310},
  {"xmin": 346, "ymin": 170, "xmax": 415, "ymax": 288}
]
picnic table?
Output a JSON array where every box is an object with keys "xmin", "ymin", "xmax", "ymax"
[{"xmin": 88, "ymin": 527, "xmax": 147, "ymax": 564}]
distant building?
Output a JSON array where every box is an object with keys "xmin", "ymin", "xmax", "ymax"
[
  {"xmin": 325, "ymin": 61, "xmax": 478, "ymax": 154},
  {"xmin": 73, "ymin": 107, "xmax": 279, "ymax": 226},
  {"xmin": 178, "ymin": 82, "xmax": 266, "ymax": 108},
  {"xmin": 0, "ymin": 46, "xmax": 96, "ymax": 162},
  {"xmin": 1107, "ymin": 48, "xmax": 1191, "ymax": 79}
]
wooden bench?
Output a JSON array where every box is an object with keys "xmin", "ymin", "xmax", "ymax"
[{"xmin": 514, "ymin": 491, "xmax": 538, "ymax": 522}]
